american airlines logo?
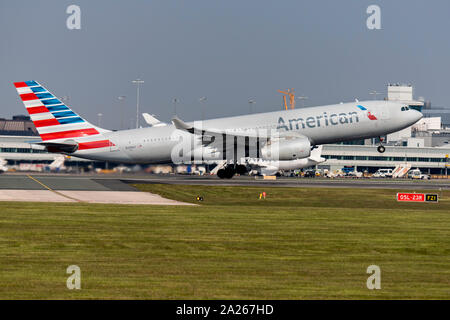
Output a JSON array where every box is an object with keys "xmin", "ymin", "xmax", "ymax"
[
  {"xmin": 277, "ymin": 110, "xmax": 360, "ymax": 131},
  {"xmin": 277, "ymin": 105, "xmax": 376, "ymax": 131},
  {"xmin": 357, "ymin": 105, "xmax": 378, "ymax": 120}
]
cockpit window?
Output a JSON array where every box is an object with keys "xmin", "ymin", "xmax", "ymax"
[
  {"xmin": 401, "ymin": 106, "xmax": 410, "ymax": 111},
  {"xmin": 401, "ymin": 107, "xmax": 405, "ymax": 111}
]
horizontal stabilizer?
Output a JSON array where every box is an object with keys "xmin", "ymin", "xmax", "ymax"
[{"xmin": 35, "ymin": 141, "xmax": 79, "ymax": 153}]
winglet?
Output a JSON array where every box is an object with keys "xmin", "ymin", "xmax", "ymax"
[
  {"xmin": 309, "ymin": 145, "xmax": 325, "ymax": 163},
  {"xmin": 171, "ymin": 116, "xmax": 193, "ymax": 132},
  {"xmin": 142, "ymin": 113, "xmax": 167, "ymax": 127}
]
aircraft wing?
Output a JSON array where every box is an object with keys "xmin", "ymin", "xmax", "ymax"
[
  {"xmin": 171, "ymin": 116, "xmax": 312, "ymax": 160},
  {"xmin": 172, "ymin": 116, "xmax": 308, "ymax": 144},
  {"xmin": 172, "ymin": 116, "xmax": 274, "ymax": 139},
  {"xmin": 172, "ymin": 116, "xmax": 265, "ymax": 157}
]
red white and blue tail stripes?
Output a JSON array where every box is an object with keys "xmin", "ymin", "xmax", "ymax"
[{"xmin": 14, "ymin": 81, "xmax": 114, "ymax": 151}]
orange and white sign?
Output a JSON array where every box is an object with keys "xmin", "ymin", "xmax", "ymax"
[
  {"xmin": 397, "ymin": 193, "xmax": 438, "ymax": 202},
  {"xmin": 397, "ymin": 193, "xmax": 425, "ymax": 202}
]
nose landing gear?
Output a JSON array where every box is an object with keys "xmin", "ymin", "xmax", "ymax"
[
  {"xmin": 377, "ymin": 145, "xmax": 386, "ymax": 153},
  {"xmin": 377, "ymin": 137, "xmax": 385, "ymax": 153}
]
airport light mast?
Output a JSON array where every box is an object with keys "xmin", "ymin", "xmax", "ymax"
[
  {"xmin": 297, "ymin": 95, "xmax": 308, "ymax": 108},
  {"xmin": 248, "ymin": 99, "xmax": 255, "ymax": 114},
  {"xmin": 173, "ymin": 98, "xmax": 178, "ymax": 116},
  {"xmin": 199, "ymin": 96, "xmax": 207, "ymax": 121},
  {"xmin": 369, "ymin": 90, "xmax": 380, "ymax": 100},
  {"xmin": 97, "ymin": 113, "xmax": 103, "ymax": 127},
  {"xmin": 118, "ymin": 95, "xmax": 126, "ymax": 130},
  {"xmin": 132, "ymin": 79, "xmax": 144, "ymax": 128}
]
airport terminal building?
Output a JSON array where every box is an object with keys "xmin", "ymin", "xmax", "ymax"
[
  {"xmin": 320, "ymin": 144, "xmax": 449, "ymax": 174},
  {"xmin": 0, "ymin": 116, "xmax": 94, "ymax": 171}
]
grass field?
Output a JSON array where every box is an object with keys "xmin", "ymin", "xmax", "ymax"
[{"xmin": 0, "ymin": 184, "xmax": 449, "ymax": 299}]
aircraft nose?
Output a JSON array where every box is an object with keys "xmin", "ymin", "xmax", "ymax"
[
  {"xmin": 408, "ymin": 109, "xmax": 423, "ymax": 125},
  {"xmin": 412, "ymin": 109, "xmax": 423, "ymax": 122}
]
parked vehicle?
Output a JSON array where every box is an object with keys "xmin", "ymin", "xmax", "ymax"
[
  {"xmin": 347, "ymin": 170, "xmax": 363, "ymax": 178},
  {"xmin": 303, "ymin": 170, "xmax": 316, "ymax": 178},
  {"xmin": 372, "ymin": 168, "xmax": 393, "ymax": 178},
  {"xmin": 407, "ymin": 169, "xmax": 430, "ymax": 180},
  {"xmin": 342, "ymin": 166, "xmax": 355, "ymax": 175}
]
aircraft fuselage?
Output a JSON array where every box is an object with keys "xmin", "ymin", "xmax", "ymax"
[{"xmin": 72, "ymin": 100, "xmax": 422, "ymax": 164}]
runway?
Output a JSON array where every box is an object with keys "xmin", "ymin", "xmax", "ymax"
[
  {"xmin": 0, "ymin": 172, "xmax": 449, "ymax": 192},
  {"xmin": 122, "ymin": 175, "xmax": 450, "ymax": 190}
]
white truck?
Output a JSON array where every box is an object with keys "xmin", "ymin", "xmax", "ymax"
[
  {"xmin": 407, "ymin": 169, "xmax": 431, "ymax": 180},
  {"xmin": 372, "ymin": 168, "xmax": 393, "ymax": 178}
]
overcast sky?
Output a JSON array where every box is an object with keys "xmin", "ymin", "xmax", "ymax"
[{"xmin": 1, "ymin": 0, "xmax": 450, "ymax": 129}]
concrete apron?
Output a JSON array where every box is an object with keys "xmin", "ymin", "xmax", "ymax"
[{"xmin": 0, "ymin": 189, "xmax": 195, "ymax": 205}]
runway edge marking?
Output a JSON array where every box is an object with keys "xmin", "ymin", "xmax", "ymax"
[{"xmin": 26, "ymin": 175, "xmax": 83, "ymax": 203}]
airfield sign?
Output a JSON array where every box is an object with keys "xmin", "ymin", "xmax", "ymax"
[{"xmin": 397, "ymin": 193, "xmax": 438, "ymax": 203}]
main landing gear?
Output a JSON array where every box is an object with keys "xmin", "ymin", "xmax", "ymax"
[
  {"xmin": 217, "ymin": 164, "xmax": 248, "ymax": 179},
  {"xmin": 377, "ymin": 137, "xmax": 385, "ymax": 153}
]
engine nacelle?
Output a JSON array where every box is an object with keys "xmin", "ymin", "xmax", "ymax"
[{"xmin": 260, "ymin": 137, "xmax": 311, "ymax": 161}]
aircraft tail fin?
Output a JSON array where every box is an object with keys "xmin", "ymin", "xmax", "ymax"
[{"xmin": 13, "ymin": 81, "xmax": 110, "ymax": 143}]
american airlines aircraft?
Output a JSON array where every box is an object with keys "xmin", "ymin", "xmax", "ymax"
[{"xmin": 14, "ymin": 81, "xmax": 422, "ymax": 178}]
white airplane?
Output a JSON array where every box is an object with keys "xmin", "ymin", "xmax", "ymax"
[{"xmin": 14, "ymin": 81, "xmax": 422, "ymax": 179}]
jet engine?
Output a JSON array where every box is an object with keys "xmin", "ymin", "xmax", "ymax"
[{"xmin": 260, "ymin": 137, "xmax": 311, "ymax": 161}]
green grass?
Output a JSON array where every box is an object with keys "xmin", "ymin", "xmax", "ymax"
[{"xmin": 0, "ymin": 184, "xmax": 449, "ymax": 299}]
